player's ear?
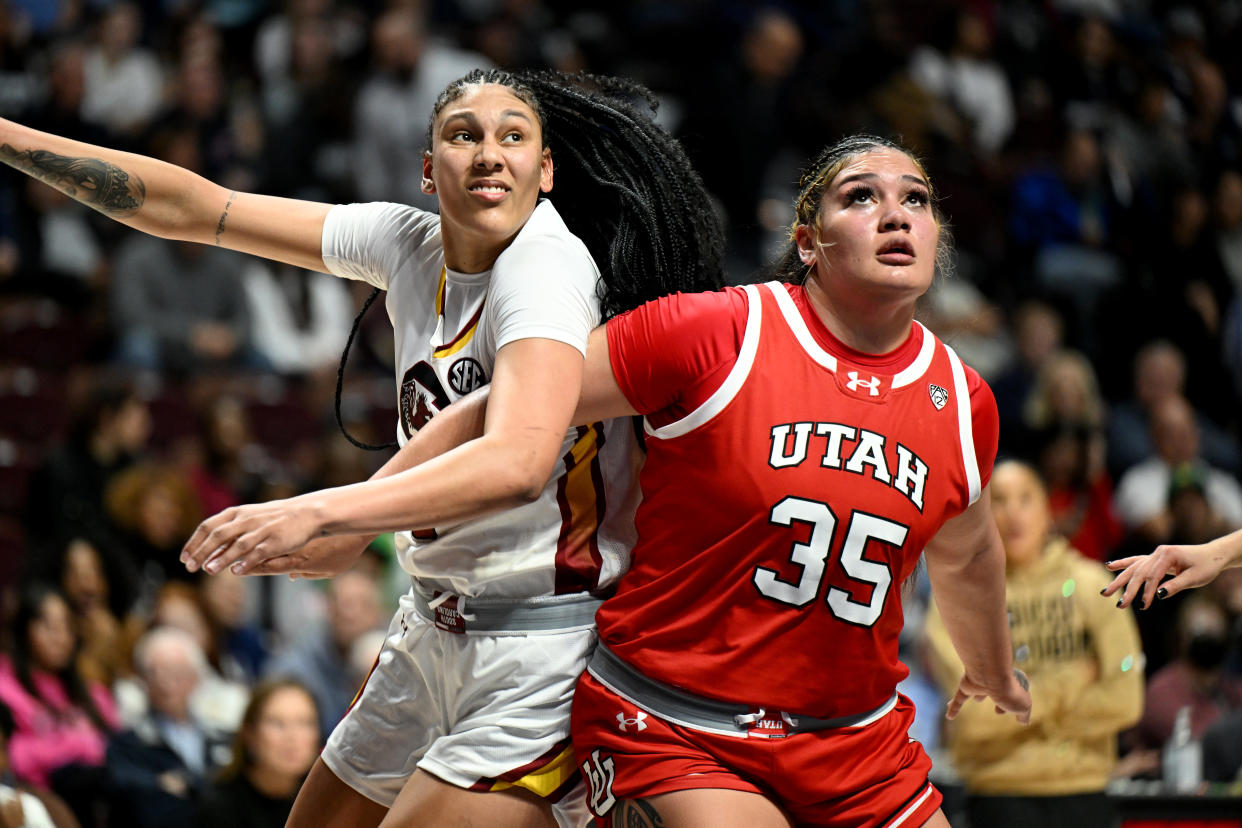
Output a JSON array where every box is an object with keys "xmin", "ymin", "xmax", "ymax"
[
  {"xmin": 421, "ymin": 151, "xmax": 436, "ymax": 194},
  {"xmin": 794, "ymin": 224, "xmax": 817, "ymax": 266},
  {"xmin": 540, "ymin": 147, "xmax": 553, "ymax": 193}
]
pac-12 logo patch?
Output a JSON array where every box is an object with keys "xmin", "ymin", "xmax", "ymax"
[
  {"xmin": 928, "ymin": 383, "xmax": 949, "ymax": 411},
  {"xmin": 448, "ymin": 357, "xmax": 486, "ymax": 395}
]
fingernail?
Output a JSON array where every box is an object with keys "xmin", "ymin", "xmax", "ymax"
[
  {"xmin": 205, "ymin": 560, "xmax": 220, "ymax": 574},
  {"xmin": 1116, "ymin": 599, "xmax": 1124, "ymax": 608},
  {"xmin": 231, "ymin": 562, "xmax": 245, "ymax": 575},
  {"xmin": 1099, "ymin": 588, "xmax": 1107, "ymax": 596},
  {"xmin": 1157, "ymin": 587, "xmax": 1168, "ymax": 600}
]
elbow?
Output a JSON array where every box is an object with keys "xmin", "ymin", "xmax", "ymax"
[
  {"xmin": 510, "ymin": 467, "xmax": 550, "ymax": 504},
  {"xmin": 492, "ymin": 455, "xmax": 553, "ymax": 505}
]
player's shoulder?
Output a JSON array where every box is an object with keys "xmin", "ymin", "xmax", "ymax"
[
  {"xmin": 329, "ymin": 202, "xmax": 441, "ymax": 241},
  {"xmin": 496, "ymin": 200, "xmax": 597, "ymax": 275}
]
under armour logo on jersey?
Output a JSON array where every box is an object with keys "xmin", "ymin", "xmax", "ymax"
[
  {"xmin": 928, "ymin": 383, "xmax": 949, "ymax": 411},
  {"xmin": 846, "ymin": 371, "xmax": 881, "ymax": 396},
  {"xmin": 616, "ymin": 710, "xmax": 647, "ymax": 732}
]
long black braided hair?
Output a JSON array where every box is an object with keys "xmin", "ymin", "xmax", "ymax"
[{"xmin": 336, "ymin": 68, "xmax": 726, "ymax": 449}]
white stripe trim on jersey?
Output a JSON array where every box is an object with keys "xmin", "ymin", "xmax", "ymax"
[
  {"xmin": 838, "ymin": 691, "xmax": 899, "ymax": 728},
  {"xmin": 885, "ymin": 782, "xmax": 936, "ymax": 828},
  {"xmin": 645, "ymin": 283, "xmax": 764, "ymax": 440},
  {"xmin": 766, "ymin": 281, "xmax": 838, "ymax": 372},
  {"xmin": 891, "ymin": 322, "xmax": 936, "ymax": 388},
  {"xmin": 944, "ymin": 344, "xmax": 982, "ymax": 505}
]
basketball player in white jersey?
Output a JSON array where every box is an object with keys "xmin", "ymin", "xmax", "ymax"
[{"xmin": 0, "ymin": 69, "xmax": 723, "ymax": 827}]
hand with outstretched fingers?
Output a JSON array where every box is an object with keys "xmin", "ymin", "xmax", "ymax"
[
  {"xmin": 946, "ymin": 669, "xmax": 1031, "ymax": 724},
  {"xmin": 181, "ymin": 496, "xmax": 322, "ymax": 576},
  {"xmin": 245, "ymin": 534, "xmax": 376, "ymax": 580},
  {"xmin": 1102, "ymin": 533, "xmax": 1241, "ymax": 610}
]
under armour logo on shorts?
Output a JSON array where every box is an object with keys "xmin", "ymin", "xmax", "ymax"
[
  {"xmin": 616, "ymin": 710, "xmax": 647, "ymax": 732},
  {"xmin": 845, "ymin": 371, "xmax": 881, "ymax": 396}
]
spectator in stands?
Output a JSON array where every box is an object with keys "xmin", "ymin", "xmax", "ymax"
[
  {"xmin": 104, "ymin": 463, "xmax": 203, "ymax": 586},
  {"xmin": 1113, "ymin": 395, "xmax": 1242, "ymax": 544},
  {"xmin": 1023, "ymin": 350, "xmax": 1122, "ymax": 562},
  {"xmin": 192, "ymin": 679, "xmax": 319, "ymax": 828},
  {"xmin": 264, "ymin": 569, "xmax": 383, "ymax": 738},
  {"xmin": 678, "ymin": 6, "xmax": 804, "ymax": 280},
  {"xmin": 200, "ymin": 572, "xmax": 268, "ymax": 685},
  {"xmin": 241, "ymin": 260, "xmax": 353, "ymax": 378},
  {"xmin": 1133, "ymin": 594, "xmax": 1242, "ymax": 749},
  {"xmin": 106, "ymin": 627, "xmax": 233, "ymax": 828},
  {"xmin": 0, "ymin": 583, "xmax": 119, "ymax": 825},
  {"xmin": 352, "ymin": 5, "xmax": 490, "ymax": 210},
  {"xmin": 925, "ymin": 460, "xmax": 1143, "ymax": 828},
  {"xmin": 908, "ymin": 7, "xmax": 1015, "ymax": 155},
  {"xmin": 80, "ymin": 3, "xmax": 164, "ymax": 139},
  {"xmin": 1010, "ymin": 128, "xmax": 1124, "ymax": 343},
  {"xmin": 1108, "ymin": 339, "xmax": 1239, "ymax": 478},
  {"xmin": 55, "ymin": 538, "xmax": 125, "ymax": 688},
  {"xmin": 134, "ymin": 582, "xmax": 249, "ymax": 736},
  {"xmin": 992, "ymin": 301, "xmax": 1065, "ymax": 456},
  {"xmin": 1202, "ymin": 708, "xmax": 1242, "ymax": 783},
  {"xmin": 0, "ymin": 701, "xmax": 77, "ymax": 828}
]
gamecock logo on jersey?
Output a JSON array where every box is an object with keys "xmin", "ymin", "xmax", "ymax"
[
  {"xmin": 399, "ymin": 361, "xmax": 450, "ymax": 438},
  {"xmin": 928, "ymin": 383, "xmax": 949, "ymax": 411},
  {"xmin": 448, "ymin": 357, "xmax": 486, "ymax": 395}
]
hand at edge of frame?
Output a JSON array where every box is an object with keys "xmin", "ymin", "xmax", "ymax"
[{"xmin": 946, "ymin": 669, "xmax": 1031, "ymax": 725}]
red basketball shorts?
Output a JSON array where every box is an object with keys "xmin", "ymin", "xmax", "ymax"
[{"xmin": 572, "ymin": 672, "xmax": 941, "ymax": 827}]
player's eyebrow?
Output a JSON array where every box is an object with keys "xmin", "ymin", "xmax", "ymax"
[{"xmin": 835, "ymin": 172, "xmax": 929, "ymax": 188}]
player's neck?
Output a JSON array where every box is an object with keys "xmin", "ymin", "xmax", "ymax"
[
  {"xmin": 802, "ymin": 277, "xmax": 915, "ymax": 355},
  {"xmin": 440, "ymin": 222, "xmax": 520, "ymax": 275}
]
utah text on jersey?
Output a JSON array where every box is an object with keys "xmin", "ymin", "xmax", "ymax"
[{"xmin": 768, "ymin": 423, "xmax": 929, "ymax": 512}]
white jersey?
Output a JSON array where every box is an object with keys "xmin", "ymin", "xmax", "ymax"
[{"xmin": 322, "ymin": 200, "xmax": 640, "ymax": 599}]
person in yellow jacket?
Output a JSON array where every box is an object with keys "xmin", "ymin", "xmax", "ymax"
[{"xmin": 925, "ymin": 459, "xmax": 1144, "ymax": 828}]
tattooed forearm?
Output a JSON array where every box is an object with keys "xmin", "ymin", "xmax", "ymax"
[
  {"xmin": 215, "ymin": 190, "xmax": 237, "ymax": 245},
  {"xmin": 615, "ymin": 800, "xmax": 666, "ymax": 828},
  {"xmin": 0, "ymin": 144, "xmax": 145, "ymax": 216}
]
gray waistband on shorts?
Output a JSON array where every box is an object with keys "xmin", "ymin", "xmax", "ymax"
[
  {"xmin": 587, "ymin": 642, "xmax": 899, "ymax": 738},
  {"xmin": 409, "ymin": 587, "xmax": 602, "ymax": 634}
]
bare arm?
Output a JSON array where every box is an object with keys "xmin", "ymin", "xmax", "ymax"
[
  {"xmin": 183, "ymin": 327, "xmax": 637, "ymax": 574},
  {"xmin": 1103, "ymin": 526, "xmax": 1242, "ymax": 609},
  {"xmin": 924, "ymin": 487, "xmax": 1031, "ymax": 724},
  {"xmin": 0, "ymin": 117, "xmax": 329, "ymax": 271},
  {"xmin": 241, "ymin": 390, "xmax": 490, "ymax": 578}
]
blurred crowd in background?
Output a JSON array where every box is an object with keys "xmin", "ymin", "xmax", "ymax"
[{"xmin": 1, "ymin": 0, "xmax": 1242, "ymax": 825}]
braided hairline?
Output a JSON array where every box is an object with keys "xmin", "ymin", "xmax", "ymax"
[
  {"xmin": 338, "ymin": 70, "xmax": 726, "ymax": 449},
  {"xmin": 774, "ymin": 134, "xmax": 955, "ymax": 282}
]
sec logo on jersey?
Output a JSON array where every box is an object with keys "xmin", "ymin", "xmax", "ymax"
[{"xmin": 448, "ymin": 357, "xmax": 487, "ymax": 395}]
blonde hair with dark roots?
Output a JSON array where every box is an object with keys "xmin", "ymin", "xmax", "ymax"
[{"xmin": 769, "ymin": 134, "xmax": 954, "ymax": 283}]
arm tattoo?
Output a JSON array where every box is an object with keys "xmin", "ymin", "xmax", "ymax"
[
  {"xmin": 614, "ymin": 800, "xmax": 666, "ymax": 828},
  {"xmin": 0, "ymin": 144, "xmax": 145, "ymax": 216},
  {"xmin": 215, "ymin": 190, "xmax": 237, "ymax": 245}
]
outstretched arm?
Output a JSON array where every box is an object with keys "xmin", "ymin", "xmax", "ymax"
[
  {"xmin": 241, "ymin": 389, "xmax": 490, "ymax": 578},
  {"xmin": 1103, "ymin": 527, "xmax": 1242, "ymax": 610},
  {"xmin": 0, "ymin": 118, "xmax": 329, "ymax": 271},
  {"xmin": 183, "ymin": 326, "xmax": 638, "ymax": 575},
  {"xmin": 924, "ymin": 488, "xmax": 1031, "ymax": 724}
]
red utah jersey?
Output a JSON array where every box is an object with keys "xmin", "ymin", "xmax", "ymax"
[{"xmin": 601, "ymin": 281, "xmax": 998, "ymax": 719}]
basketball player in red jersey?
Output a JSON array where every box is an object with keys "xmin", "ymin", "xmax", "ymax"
[{"xmin": 183, "ymin": 135, "xmax": 1030, "ymax": 827}]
